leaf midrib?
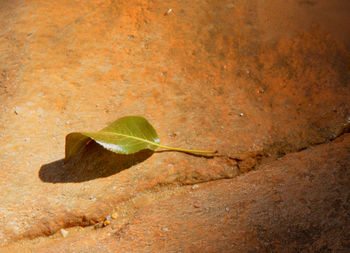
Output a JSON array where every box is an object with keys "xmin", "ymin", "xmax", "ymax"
[
  {"xmin": 91, "ymin": 131, "xmax": 216, "ymax": 154},
  {"xmin": 90, "ymin": 131, "xmax": 160, "ymax": 147}
]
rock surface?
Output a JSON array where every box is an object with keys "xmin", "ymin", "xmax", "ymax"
[
  {"xmin": 0, "ymin": 0, "xmax": 349, "ymax": 251},
  {"xmin": 4, "ymin": 134, "xmax": 350, "ymax": 252}
]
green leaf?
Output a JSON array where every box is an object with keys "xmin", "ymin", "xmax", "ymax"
[{"xmin": 65, "ymin": 115, "xmax": 215, "ymax": 162}]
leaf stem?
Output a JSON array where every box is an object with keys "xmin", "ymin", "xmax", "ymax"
[{"xmin": 155, "ymin": 143, "xmax": 216, "ymax": 154}]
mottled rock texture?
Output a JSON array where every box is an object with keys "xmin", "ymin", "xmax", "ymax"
[
  {"xmin": 0, "ymin": 0, "xmax": 349, "ymax": 251},
  {"xmin": 5, "ymin": 134, "xmax": 350, "ymax": 252}
]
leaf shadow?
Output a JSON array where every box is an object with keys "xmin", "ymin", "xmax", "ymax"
[{"xmin": 39, "ymin": 141, "xmax": 153, "ymax": 183}]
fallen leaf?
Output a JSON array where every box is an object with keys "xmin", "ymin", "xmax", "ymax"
[{"xmin": 65, "ymin": 115, "xmax": 215, "ymax": 162}]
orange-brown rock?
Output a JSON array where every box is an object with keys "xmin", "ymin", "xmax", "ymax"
[
  {"xmin": 0, "ymin": 0, "xmax": 349, "ymax": 251},
  {"xmin": 5, "ymin": 134, "xmax": 349, "ymax": 252}
]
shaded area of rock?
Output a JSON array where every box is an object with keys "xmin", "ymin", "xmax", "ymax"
[
  {"xmin": 7, "ymin": 134, "xmax": 349, "ymax": 252},
  {"xmin": 39, "ymin": 141, "xmax": 154, "ymax": 183}
]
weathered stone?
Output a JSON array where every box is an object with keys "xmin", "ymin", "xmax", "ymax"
[
  {"xmin": 6, "ymin": 134, "xmax": 348, "ymax": 252},
  {"xmin": 0, "ymin": 0, "xmax": 349, "ymax": 249}
]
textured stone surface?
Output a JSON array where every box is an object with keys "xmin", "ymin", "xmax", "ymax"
[
  {"xmin": 5, "ymin": 134, "xmax": 350, "ymax": 252},
  {"xmin": 0, "ymin": 0, "xmax": 349, "ymax": 249}
]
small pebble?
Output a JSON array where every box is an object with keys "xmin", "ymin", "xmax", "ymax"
[
  {"xmin": 191, "ymin": 185, "xmax": 199, "ymax": 190},
  {"xmin": 24, "ymin": 137, "xmax": 30, "ymax": 142},
  {"xmin": 239, "ymin": 113, "xmax": 244, "ymax": 117},
  {"xmin": 103, "ymin": 220, "xmax": 111, "ymax": 227},
  {"xmin": 194, "ymin": 203, "xmax": 201, "ymax": 208},
  {"xmin": 111, "ymin": 213, "xmax": 118, "ymax": 220},
  {"xmin": 60, "ymin": 228, "xmax": 68, "ymax": 238},
  {"xmin": 166, "ymin": 8, "xmax": 173, "ymax": 15},
  {"xmin": 225, "ymin": 207, "xmax": 230, "ymax": 212}
]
